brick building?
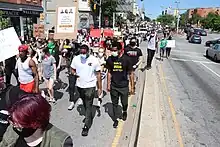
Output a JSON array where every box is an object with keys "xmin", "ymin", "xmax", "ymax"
[
  {"xmin": 187, "ymin": 7, "xmax": 220, "ymax": 18},
  {"xmin": 0, "ymin": 0, "xmax": 43, "ymax": 40}
]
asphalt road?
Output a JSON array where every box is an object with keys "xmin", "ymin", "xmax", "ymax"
[
  {"xmin": 8, "ymin": 43, "xmax": 146, "ymax": 147},
  {"xmin": 158, "ymin": 33, "xmax": 220, "ymax": 147}
]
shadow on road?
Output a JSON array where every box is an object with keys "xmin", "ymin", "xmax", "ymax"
[{"xmin": 103, "ymin": 102, "xmax": 122, "ymax": 121}]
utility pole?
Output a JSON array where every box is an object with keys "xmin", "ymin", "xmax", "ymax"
[
  {"xmin": 42, "ymin": 0, "xmax": 48, "ymax": 32},
  {"xmin": 98, "ymin": 0, "xmax": 102, "ymax": 28},
  {"xmin": 175, "ymin": 1, "xmax": 180, "ymax": 33}
]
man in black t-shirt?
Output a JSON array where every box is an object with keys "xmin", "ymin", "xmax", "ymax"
[
  {"xmin": 124, "ymin": 37, "xmax": 143, "ymax": 70},
  {"xmin": 106, "ymin": 42, "xmax": 134, "ymax": 128}
]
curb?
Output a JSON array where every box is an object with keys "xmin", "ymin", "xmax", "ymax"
[{"xmin": 128, "ymin": 68, "xmax": 146, "ymax": 147}]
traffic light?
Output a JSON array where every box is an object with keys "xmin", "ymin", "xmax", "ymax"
[
  {"xmin": 162, "ymin": 11, "xmax": 164, "ymax": 15},
  {"xmin": 94, "ymin": 4, "xmax": 96, "ymax": 10}
]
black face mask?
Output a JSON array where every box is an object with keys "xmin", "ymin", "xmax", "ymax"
[
  {"xmin": 13, "ymin": 127, "xmax": 37, "ymax": 138},
  {"xmin": 130, "ymin": 42, "xmax": 136, "ymax": 47}
]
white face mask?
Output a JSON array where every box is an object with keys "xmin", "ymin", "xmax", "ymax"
[
  {"xmin": 111, "ymin": 51, "xmax": 118, "ymax": 57},
  {"xmin": 98, "ymin": 52, "xmax": 104, "ymax": 57}
]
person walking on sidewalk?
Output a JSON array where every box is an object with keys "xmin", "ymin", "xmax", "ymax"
[
  {"xmin": 124, "ymin": 37, "xmax": 143, "ymax": 93},
  {"xmin": 159, "ymin": 36, "xmax": 168, "ymax": 61},
  {"xmin": 70, "ymin": 45, "xmax": 102, "ymax": 136},
  {"xmin": 166, "ymin": 33, "xmax": 172, "ymax": 58},
  {"xmin": 106, "ymin": 42, "xmax": 135, "ymax": 128},
  {"xmin": 146, "ymin": 30, "xmax": 158, "ymax": 70},
  {"xmin": 16, "ymin": 45, "xmax": 39, "ymax": 93}
]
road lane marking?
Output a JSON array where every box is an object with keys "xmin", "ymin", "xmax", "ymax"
[
  {"xmin": 171, "ymin": 50, "xmax": 204, "ymax": 55},
  {"xmin": 112, "ymin": 95, "xmax": 133, "ymax": 147},
  {"xmin": 159, "ymin": 64, "xmax": 184, "ymax": 147},
  {"xmin": 170, "ymin": 57, "xmax": 220, "ymax": 65},
  {"xmin": 171, "ymin": 54, "xmax": 205, "ymax": 59},
  {"xmin": 200, "ymin": 62, "xmax": 220, "ymax": 78}
]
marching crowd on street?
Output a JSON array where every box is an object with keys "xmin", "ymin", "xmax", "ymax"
[{"xmin": 0, "ymin": 27, "xmax": 173, "ymax": 147}]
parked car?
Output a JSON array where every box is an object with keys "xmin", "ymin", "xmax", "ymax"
[
  {"xmin": 205, "ymin": 38, "xmax": 220, "ymax": 47},
  {"xmin": 206, "ymin": 44, "xmax": 220, "ymax": 62},
  {"xmin": 194, "ymin": 28, "xmax": 207, "ymax": 36},
  {"xmin": 189, "ymin": 34, "xmax": 202, "ymax": 44}
]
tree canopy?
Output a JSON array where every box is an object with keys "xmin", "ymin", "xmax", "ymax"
[
  {"xmin": 0, "ymin": 11, "xmax": 10, "ymax": 30},
  {"xmin": 156, "ymin": 14, "xmax": 174, "ymax": 26}
]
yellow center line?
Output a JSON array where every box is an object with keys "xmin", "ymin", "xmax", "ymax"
[
  {"xmin": 159, "ymin": 64, "xmax": 184, "ymax": 147},
  {"xmin": 112, "ymin": 95, "xmax": 133, "ymax": 147}
]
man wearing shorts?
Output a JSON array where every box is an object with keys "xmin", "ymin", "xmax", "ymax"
[{"xmin": 16, "ymin": 45, "xmax": 39, "ymax": 93}]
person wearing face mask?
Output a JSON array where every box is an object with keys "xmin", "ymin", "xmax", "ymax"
[
  {"xmin": 146, "ymin": 30, "xmax": 158, "ymax": 70},
  {"xmin": 96, "ymin": 48, "xmax": 107, "ymax": 107},
  {"xmin": 124, "ymin": 37, "xmax": 143, "ymax": 93},
  {"xmin": 106, "ymin": 42, "xmax": 134, "ymax": 128},
  {"xmin": 124, "ymin": 37, "xmax": 143, "ymax": 70},
  {"xmin": 0, "ymin": 94, "xmax": 73, "ymax": 147},
  {"xmin": 70, "ymin": 45, "xmax": 102, "ymax": 136}
]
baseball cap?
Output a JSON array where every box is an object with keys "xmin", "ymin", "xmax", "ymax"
[{"xmin": 18, "ymin": 45, "xmax": 29, "ymax": 52}]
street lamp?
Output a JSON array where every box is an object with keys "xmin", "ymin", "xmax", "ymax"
[{"xmin": 175, "ymin": 1, "xmax": 180, "ymax": 33}]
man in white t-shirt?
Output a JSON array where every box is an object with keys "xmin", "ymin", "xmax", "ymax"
[
  {"xmin": 146, "ymin": 30, "xmax": 158, "ymax": 70},
  {"xmin": 70, "ymin": 44, "xmax": 102, "ymax": 137}
]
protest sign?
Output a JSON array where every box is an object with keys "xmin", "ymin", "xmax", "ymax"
[
  {"xmin": 90, "ymin": 29, "xmax": 101, "ymax": 38},
  {"xmin": 55, "ymin": 6, "xmax": 78, "ymax": 39},
  {"xmin": 167, "ymin": 40, "xmax": 176, "ymax": 48},
  {"xmin": 33, "ymin": 24, "xmax": 45, "ymax": 38},
  {"xmin": 0, "ymin": 27, "xmax": 21, "ymax": 62}
]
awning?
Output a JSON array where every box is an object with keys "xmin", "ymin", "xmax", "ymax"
[{"xmin": 0, "ymin": 2, "xmax": 43, "ymax": 12}]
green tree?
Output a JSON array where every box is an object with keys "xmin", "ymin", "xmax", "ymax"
[
  {"xmin": 0, "ymin": 11, "xmax": 10, "ymax": 30},
  {"xmin": 156, "ymin": 14, "xmax": 174, "ymax": 26},
  {"xmin": 101, "ymin": 0, "xmax": 117, "ymax": 26},
  {"xmin": 179, "ymin": 12, "xmax": 187, "ymax": 27},
  {"xmin": 188, "ymin": 13, "xmax": 202, "ymax": 26}
]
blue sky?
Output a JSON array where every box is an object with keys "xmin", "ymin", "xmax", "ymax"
[{"xmin": 137, "ymin": 0, "xmax": 220, "ymax": 19}]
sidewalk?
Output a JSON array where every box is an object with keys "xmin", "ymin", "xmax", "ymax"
[{"xmin": 137, "ymin": 59, "xmax": 166, "ymax": 147}]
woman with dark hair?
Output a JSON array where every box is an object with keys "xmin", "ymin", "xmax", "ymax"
[
  {"xmin": 42, "ymin": 47, "xmax": 57, "ymax": 103},
  {"xmin": 0, "ymin": 94, "xmax": 73, "ymax": 147}
]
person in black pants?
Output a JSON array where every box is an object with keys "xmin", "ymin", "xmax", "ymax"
[
  {"xmin": 146, "ymin": 30, "xmax": 158, "ymax": 69},
  {"xmin": 106, "ymin": 42, "xmax": 135, "ymax": 128},
  {"xmin": 5, "ymin": 56, "xmax": 19, "ymax": 87},
  {"xmin": 166, "ymin": 34, "xmax": 172, "ymax": 58}
]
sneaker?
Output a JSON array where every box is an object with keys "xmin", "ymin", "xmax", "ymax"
[
  {"xmin": 82, "ymin": 126, "xmax": 89, "ymax": 136},
  {"xmin": 49, "ymin": 98, "xmax": 56, "ymax": 103},
  {"xmin": 113, "ymin": 120, "xmax": 119, "ymax": 128},
  {"xmin": 97, "ymin": 98, "xmax": 102, "ymax": 108},
  {"xmin": 68, "ymin": 102, "xmax": 75, "ymax": 110},
  {"xmin": 122, "ymin": 111, "xmax": 127, "ymax": 121}
]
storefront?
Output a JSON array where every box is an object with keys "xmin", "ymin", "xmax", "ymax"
[{"xmin": 0, "ymin": 2, "xmax": 43, "ymax": 40}]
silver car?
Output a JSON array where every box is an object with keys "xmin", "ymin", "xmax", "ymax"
[{"xmin": 206, "ymin": 44, "xmax": 220, "ymax": 62}]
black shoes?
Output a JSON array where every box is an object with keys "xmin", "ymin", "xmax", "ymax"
[
  {"xmin": 113, "ymin": 120, "xmax": 119, "ymax": 128},
  {"xmin": 122, "ymin": 111, "xmax": 127, "ymax": 121},
  {"xmin": 82, "ymin": 126, "xmax": 89, "ymax": 136}
]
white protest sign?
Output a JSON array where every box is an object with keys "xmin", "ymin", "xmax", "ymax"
[
  {"xmin": 57, "ymin": 7, "xmax": 76, "ymax": 33},
  {"xmin": 167, "ymin": 40, "xmax": 176, "ymax": 48},
  {"xmin": 0, "ymin": 27, "xmax": 21, "ymax": 62}
]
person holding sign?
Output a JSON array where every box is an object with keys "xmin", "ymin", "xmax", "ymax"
[{"xmin": 16, "ymin": 45, "xmax": 39, "ymax": 93}]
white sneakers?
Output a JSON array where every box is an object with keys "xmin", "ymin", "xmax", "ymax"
[{"xmin": 68, "ymin": 102, "xmax": 75, "ymax": 110}]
